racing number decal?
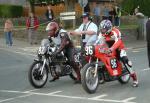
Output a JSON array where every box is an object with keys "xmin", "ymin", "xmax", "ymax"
[
  {"xmin": 74, "ymin": 54, "xmax": 80, "ymax": 62},
  {"xmin": 85, "ymin": 46, "xmax": 93, "ymax": 55},
  {"xmin": 110, "ymin": 58, "xmax": 118, "ymax": 69}
]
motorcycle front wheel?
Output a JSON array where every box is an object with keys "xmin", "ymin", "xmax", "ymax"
[
  {"xmin": 81, "ymin": 63, "xmax": 99, "ymax": 94},
  {"xmin": 118, "ymin": 63, "xmax": 130, "ymax": 84},
  {"xmin": 28, "ymin": 61, "xmax": 48, "ymax": 88}
]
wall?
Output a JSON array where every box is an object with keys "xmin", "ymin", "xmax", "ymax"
[
  {"xmin": 0, "ymin": 28, "xmax": 139, "ymax": 45},
  {"xmin": 23, "ymin": 3, "xmax": 82, "ymax": 17}
]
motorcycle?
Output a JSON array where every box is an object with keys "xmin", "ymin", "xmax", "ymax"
[
  {"xmin": 81, "ymin": 43, "xmax": 130, "ymax": 94},
  {"xmin": 28, "ymin": 38, "xmax": 80, "ymax": 88}
]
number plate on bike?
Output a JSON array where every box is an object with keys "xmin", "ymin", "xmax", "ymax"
[
  {"xmin": 110, "ymin": 58, "xmax": 118, "ymax": 69},
  {"xmin": 85, "ymin": 45, "xmax": 94, "ymax": 56}
]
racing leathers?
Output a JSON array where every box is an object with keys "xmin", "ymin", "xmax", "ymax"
[
  {"xmin": 97, "ymin": 27, "xmax": 138, "ymax": 87},
  {"xmin": 50, "ymin": 29, "xmax": 81, "ymax": 82}
]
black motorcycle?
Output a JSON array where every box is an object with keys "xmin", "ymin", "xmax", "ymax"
[{"xmin": 28, "ymin": 39, "xmax": 80, "ymax": 88}]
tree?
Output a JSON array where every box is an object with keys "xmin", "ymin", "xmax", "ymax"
[
  {"xmin": 28, "ymin": 0, "xmax": 35, "ymax": 13},
  {"xmin": 121, "ymin": 0, "xmax": 150, "ymax": 17}
]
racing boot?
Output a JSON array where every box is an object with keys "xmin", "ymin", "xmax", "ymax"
[
  {"xmin": 49, "ymin": 76, "xmax": 59, "ymax": 82},
  {"xmin": 130, "ymin": 73, "xmax": 139, "ymax": 87},
  {"xmin": 71, "ymin": 63, "xmax": 81, "ymax": 84},
  {"xmin": 127, "ymin": 61, "xmax": 139, "ymax": 87},
  {"xmin": 74, "ymin": 69, "xmax": 81, "ymax": 84}
]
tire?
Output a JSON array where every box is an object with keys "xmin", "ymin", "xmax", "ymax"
[
  {"xmin": 81, "ymin": 63, "xmax": 99, "ymax": 94},
  {"xmin": 28, "ymin": 61, "xmax": 48, "ymax": 88},
  {"xmin": 118, "ymin": 63, "xmax": 130, "ymax": 84}
]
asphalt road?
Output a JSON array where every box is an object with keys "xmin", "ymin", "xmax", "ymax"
[{"xmin": 0, "ymin": 46, "xmax": 150, "ymax": 103}]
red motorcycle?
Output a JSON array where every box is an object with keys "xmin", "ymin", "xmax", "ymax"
[{"xmin": 81, "ymin": 44, "xmax": 130, "ymax": 94}]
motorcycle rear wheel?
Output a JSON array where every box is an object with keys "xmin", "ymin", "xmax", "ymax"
[
  {"xmin": 28, "ymin": 61, "xmax": 48, "ymax": 88},
  {"xmin": 81, "ymin": 63, "xmax": 99, "ymax": 94}
]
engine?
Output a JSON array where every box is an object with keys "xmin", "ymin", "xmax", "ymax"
[{"xmin": 51, "ymin": 64, "xmax": 72, "ymax": 76}]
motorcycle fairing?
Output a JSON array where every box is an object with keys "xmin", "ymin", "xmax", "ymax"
[{"xmin": 94, "ymin": 45, "xmax": 122, "ymax": 76}]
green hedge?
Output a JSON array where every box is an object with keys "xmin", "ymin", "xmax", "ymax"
[
  {"xmin": 121, "ymin": 0, "xmax": 150, "ymax": 17},
  {"xmin": 0, "ymin": 4, "xmax": 23, "ymax": 18}
]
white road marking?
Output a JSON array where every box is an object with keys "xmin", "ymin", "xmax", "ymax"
[
  {"xmin": 0, "ymin": 90, "xmax": 21, "ymax": 93},
  {"xmin": 122, "ymin": 97, "xmax": 136, "ymax": 102},
  {"xmin": 47, "ymin": 91, "xmax": 62, "ymax": 95},
  {"xmin": 0, "ymin": 47, "xmax": 35, "ymax": 57},
  {"xmin": 23, "ymin": 89, "xmax": 39, "ymax": 93},
  {"xmin": 0, "ymin": 94, "xmax": 33, "ymax": 103},
  {"xmin": 90, "ymin": 94, "xmax": 108, "ymax": 99},
  {"xmin": 0, "ymin": 90, "xmax": 136, "ymax": 103},
  {"xmin": 132, "ymin": 51, "xmax": 140, "ymax": 53},
  {"xmin": 12, "ymin": 51, "xmax": 35, "ymax": 57},
  {"xmin": 141, "ymin": 68, "xmax": 150, "ymax": 71}
]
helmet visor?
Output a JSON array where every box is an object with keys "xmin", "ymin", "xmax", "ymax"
[{"xmin": 100, "ymin": 28, "xmax": 107, "ymax": 34}]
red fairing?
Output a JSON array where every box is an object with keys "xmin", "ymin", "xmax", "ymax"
[
  {"xmin": 94, "ymin": 44, "xmax": 122, "ymax": 76},
  {"xmin": 85, "ymin": 56, "xmax": 91, "ymax": 62}
]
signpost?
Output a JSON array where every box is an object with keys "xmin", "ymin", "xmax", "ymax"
[
  {"xmin": 60, "ymin": 12, "xmax": 76, "ymax": 29},
  {"xmin": 78, "ymin": 0, "xmax": 88, "ymax": 13}
]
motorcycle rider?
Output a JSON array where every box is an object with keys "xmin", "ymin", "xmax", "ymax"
[
  {"xmin": 46, "ymin": 21, "xmax": 81, "ymax": 83},
  {"xmin": 97, "ymin": 20, "xmax": 139, "ymax": 87}
]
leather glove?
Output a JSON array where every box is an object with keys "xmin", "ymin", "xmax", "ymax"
[{"xmin": 105, "ymin": 48, "xmax": 112, "ymax": 54}]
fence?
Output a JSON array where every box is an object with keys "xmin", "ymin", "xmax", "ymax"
[{"xmin": 0, "ymin": 16, "xmax": 48, "ymax": 28}]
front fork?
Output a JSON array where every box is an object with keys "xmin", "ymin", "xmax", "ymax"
[
  {"xmin": 94, "ymin": 58, "xmax": 99, "ymax": 77},
  {"xmin": 40, "ymin": 59, "xmax": 46, "ymax": 75}
]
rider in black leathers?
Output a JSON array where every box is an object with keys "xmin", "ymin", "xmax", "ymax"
[{"xmin": 46, "ymin": 21, "xmax": 81, "ymax": 83}]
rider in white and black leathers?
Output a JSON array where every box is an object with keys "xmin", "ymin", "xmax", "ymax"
[{"xmin": 46, "ymin": 21, "xmax": 81, "ymax": 83}]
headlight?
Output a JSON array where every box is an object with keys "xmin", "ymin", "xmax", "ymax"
[
  {"xmin": 85, "ymin": 45, "xmax": 94, "ymax": 56},
  {"xmin": 47, "ymin": 46, "xmax": 56, "ymax": 55},
  {"xmin": 38, "ymin": 46, "xmax": 47, "ymax": 55}
]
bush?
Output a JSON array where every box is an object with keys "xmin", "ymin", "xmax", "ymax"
[{"xmin": 0, "ymin": 4, "xmax": 23, "ymax": 18}]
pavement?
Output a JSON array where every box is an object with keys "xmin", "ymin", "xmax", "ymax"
[
  {"xmin": 0, "ymin": 38, "xmax": 150, "ymax": 103},
  {"xmin": 0, "ymin": 38, "xmax": 147, "ymax": 54}
]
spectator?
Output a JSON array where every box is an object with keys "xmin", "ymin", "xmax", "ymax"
[
  {"xmin": 114, "ymin": 5, "xmax": 121, "ymax": 27},
  {"xmin": 108, "ymin": 6, "xmax": 114, "ymax": 23},
  {"xmin": 45, "ymin": 5, "xmax": 54, "ymax": 21},
  {"xmin": 26, "ymin": 12, "xmax": 39, "ymax": 45},
  {"xmin": 70, "ymin": 12, "xmax": 98, "ymax": 65},
  {"xmin": 93, "ymin": 3, "xmax": 101, "ymax": 25},
  {"xmin": 133, "ymin": 6, "xmax": 139, "ymax": 15},
  {"xmin": 4, "ymin": 19, "xmax": 13, "ymax": 46},
  {"xmin": 134, "ymin": 6, "xmax": 144, "ymax": 18},
  {"xmin": 102, "ymin": 6, "xmax": 109, "ymax": 20},
  {"xmin": 146, "ymin": 18, "xmax": 150, "ymax": 68}
]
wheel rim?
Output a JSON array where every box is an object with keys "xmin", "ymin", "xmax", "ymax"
[
  {"xmin": 32, "ymin": 63, "xmax": 47, "ymax": 86},
  {"xmin": 121, "ymin": 63, "xmax": 130, "ymax": 82},
  {"xmin": 85, "ymin": 66, "xmax": 98, "ymax": 91},
  {"xmin": 121, "ymin": 73, "xmax": 130, "ymax": 82}
]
